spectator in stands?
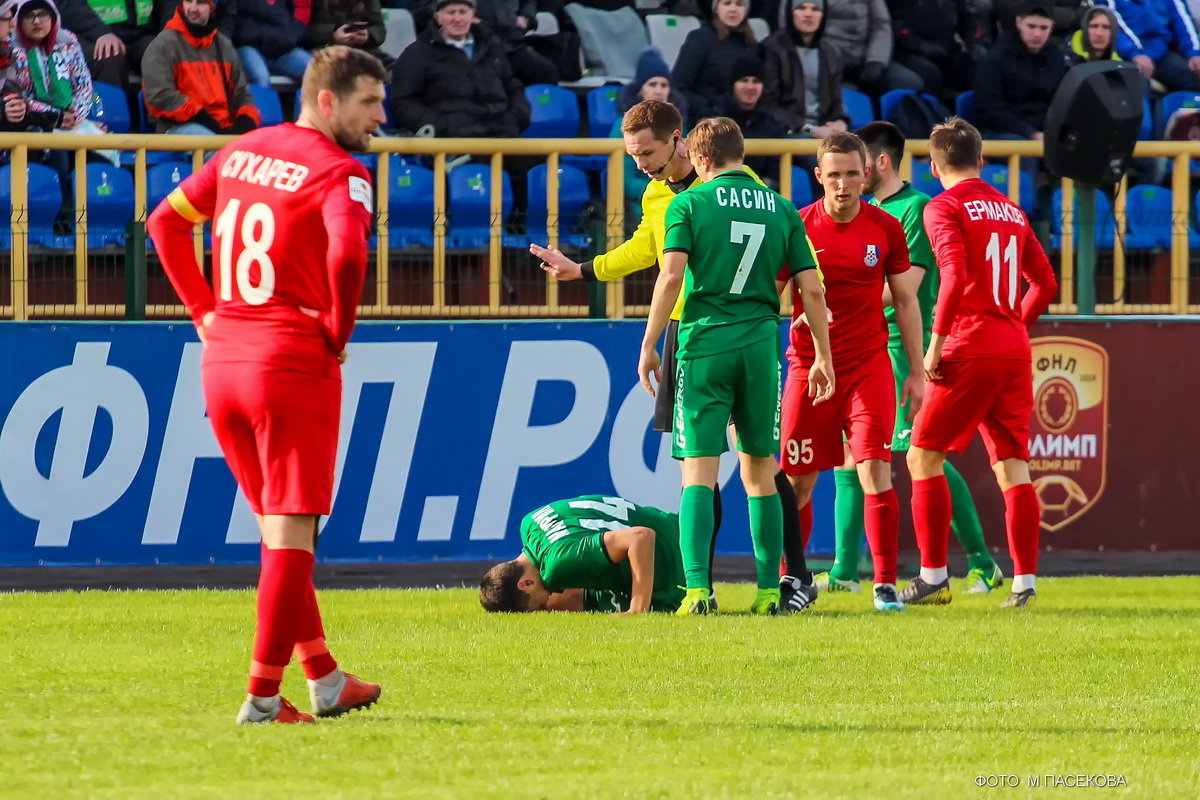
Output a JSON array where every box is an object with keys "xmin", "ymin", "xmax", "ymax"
[
  {"xmin": 412, "ymin": 0, "xmax": 557, "ymax": 85},
  {"xmin": 234, "ymin": 0, "xmax": 310, "ymax": 86},
  {"xmin": 973, "ymin": 3, "xmax": 1071, "ymax": 140},
  {"xmin": 1105, "ymin": 0, "xmax": 1200, "ymax": 91},
  {"xmin": 994, "ymin": 0, "xmax": 1084, "ymax": 37},
  {"xmin": 760, "ymin": 0, "xmax": 848, "ymax": 136},
  {"xmin": 889, "ymin": 0, "xmax": 988, "ymax": 99},
  {"xmin": 793, "ymin": 0, "xmax": 922, "ymax": 95},
  {"xmin": 672, "ymin": 0, "xmax": 757, "ymax": 123},
  {"xmin": 9, "ymin": 0, "xmax": 93, "ymax": 126},
  {"xmin": 2, "ymin": 0, "xmax": 64, "ymax": 133},
  {"xmin": 1070, "ymin": 5, "xmax": 1122, "ymax": 63},
  {"xmin": 159, "ymin": 0, "xmax": 236, "ymax": 40},
  {"xmin": 142, "ymin": 0, "xmax": 260, "ymax": 133},
  {"xmin": 390, "ymin": 0, "xmax": 529, "ymax": 136},
  {"xmin": 51, "ymin": 0, "xmax": 146, "ymax": 87},
  {"xmin": 719, "ymin": 53, "xmax": 786, "ymax": 184},
  {"xmin": 613, "ymin": 49, "xmax": 689, "ymax": 220},
  {"xmin": 303, "ymin": 0, "xmax": 386, "ymax": 62}
]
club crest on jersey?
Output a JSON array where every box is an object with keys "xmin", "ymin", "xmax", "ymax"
[{"xmin": 864, "ymin": 244, "xmax": 879, "ymax": 267}]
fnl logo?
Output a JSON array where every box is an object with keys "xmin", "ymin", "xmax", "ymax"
[{"xmin": 1028, "ymin": 337, "xmax": 1109, "ymax": 532}]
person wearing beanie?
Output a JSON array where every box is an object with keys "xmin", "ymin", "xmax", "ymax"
[
  {"xmin": 410, "ymin": 0, "xmax": 558, "ymax": 85},
  {"xmin": 761, "ymin": 0, "xmax": 849, "ymax": 136},
  {"xmin": 142, "ymin": 0, "xmax": 261, "ymax": 134},
  {"xmin": 6, "ymin": 0, "xmax": 92, "ymax": 129},
  {"xmin": 672, "ymin": 0, "xmax": 757, "ymax": 124},
  {"xmin": 613, "ymin": 48, "xmax": 690, "ymax": 211},
  {"xmin": 719, "ymin": 53, "xmax": 787, "ymax": 184}
]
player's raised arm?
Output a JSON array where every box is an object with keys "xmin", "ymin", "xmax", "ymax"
[
  {"xmin": 601, "ymin": 527, "xmax": 657, "ymax": 614},
  {"xmin": 147, "ymin": 162, "xmax": 220, "ymax": 337},
  {"xmin": 1018, "ymin": 223, "xmax": 1058, "ymax": 327}
]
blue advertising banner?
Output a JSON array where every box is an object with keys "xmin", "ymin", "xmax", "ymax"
[{"xmin": 0, "ymin": 321, "xmax": 836, "ymax": 566}]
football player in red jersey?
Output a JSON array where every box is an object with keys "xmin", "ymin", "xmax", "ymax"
[
  {"xmin": 903, "ymin": 117, "xmax": 1057, "ymax": 609},
  {"xmin": 147, "ymin": 46, "xmax": 388, "ymax": 724},
  {"xmin": 780, "ymin": 132, "xmax": 926, "ymax": 612}
]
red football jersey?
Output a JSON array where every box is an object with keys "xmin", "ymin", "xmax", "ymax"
[
  {"xmin": 150, "ymin": 123, "xmax": 374, "ymax": 375},
  {"xmin": 784, "ymin": 199, "xmax": 910, "ymax": 368},
  {"xmin": 923, "ymin": 178, "xmax": 1058, "ymax": 360}
]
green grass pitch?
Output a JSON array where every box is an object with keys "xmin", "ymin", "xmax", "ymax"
[{"xmin": 4, "ymin": 577, "xmax": 1199, "ymax": 798}]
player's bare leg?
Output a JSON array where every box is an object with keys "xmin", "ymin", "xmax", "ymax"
[
  {"xmin": 741, "ymin": 453, "xmax": 784, "ymax": 615},
  {"xmin": 856, "ymin": 458, "xmax": 905, "ymax": 610},
  {"xmin": 992, "ymin": 458, "xmax": 1039, "ymax": 608}
]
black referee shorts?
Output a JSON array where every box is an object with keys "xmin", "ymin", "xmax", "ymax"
[{"xmin": 652, "ymin": 319, "xmax": 680, "ymax": 433}]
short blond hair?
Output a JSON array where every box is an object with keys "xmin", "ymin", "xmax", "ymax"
[
  {"xmin": 301, "ymin": 46, "xmax": 388, "ymax": 109},
  {"xmin": 620, "ymin": 99, "xmax": 682, "ymax": 142},
  {"xmin": 687, "ymin": 116, "xmax": 744, "ymax": 167},
  {"xmin": 929, "ymin": 116, "xmax": 982, "ymax": 171}
]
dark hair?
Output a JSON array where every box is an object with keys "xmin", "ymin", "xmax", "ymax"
[
  {"xmin": 929, "ymin": 116, "xmax": 982, "ymax": 171},
  {"xmin": 479, "ymin": 561, "xmax": 530, "ymax": 612},
  {"xmin": 301, "ymin": 45, "xmax": 388, "ymax": 108},
  {"xmin": 816, "ymin": 131, "xmax": 868, "ymax": 168},
  {"xmin": 855, "ymin": 121, "xmax": 906, "ymax": 169},
  {"xmin": 621, "ymin": 99, "xmax": 684, "ymax": 142}
]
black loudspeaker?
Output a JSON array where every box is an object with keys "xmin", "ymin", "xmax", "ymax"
[{"xmin": 1044, "ymin": 61, "xmax": 1144, "ymax": 185}]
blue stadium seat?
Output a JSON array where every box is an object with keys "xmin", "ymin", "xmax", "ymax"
[
  {"xmin": 80, "ymin": 164, "xmax": 135, "ymax": 248},
  {"xmin": 955, "ymin": 90, "xmax": 974, "ymax": 122},
  {"xmin": 0, "ymin": 164, "xmax": 63, "ymax": 249},
  {"xmin": 1140, "ymin": 97, "xmax": 1153, "ymax": 140},
  {"xmin": 523, "ymin": 84, "xmax": 580, "ymax": 138},
  {"xmin": 911, "ymin": 160, "xmax": 943, "ymax": 197},
  {"xmin": 980, "ymin": 164, "xmax": 1035, "ymax": 211},
  {"xmin": 790, "ymin": 166, "xmax": 813, "ymax": 208},
  {"xmin": 879, "ymin": 89, "xmax": 916, "ymax": 123},
  {"xmin": 249, "ymin": 85, "xmax": 284, "ymax": 127},
  {"xmin": 89, "ymin": 82, "xmax": 131, "ymax": 133},
  {"xmin": 841, "ymin": 88, "xmax": 874, "ymax": 128},
  {"xmin": 1158, "ymin": 91, "xmax": 1200, "ymax": 136},
  {"xmin": 1122, "ymin": 184, "xmax": 1171, "ymax": 249},
  {"xmin": 1051, "ymin": 187, "xmax": 1114, "ymax": 249},
  {"xmin": 147, "ymin": 161, "xmax": 193, "ymax": 212},
  {"xmin": 386, "ymin": 156, "xmax": 435, "ymax": 248},
  {"xmin": 587, "ymin": 85, "xmax": 620, "ymax": 137},
  {"xmin": 447, "ymin": 163, "xmax": 512, "ymax": 249},
  {"xmin": 137, "ymin": 90, "xmax": 151, "ymax": 132},
  {"xmin": 520, "ymin": 163, "xmax": 591, "ymax": 249}
]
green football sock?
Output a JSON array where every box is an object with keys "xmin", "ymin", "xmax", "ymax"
[
  {"xmin": 747, "ymin": 494, "xmax": 783, "ymax": 591},
  {"xmin": 945, "ymin": 460, "xmax": 994, "ymax": 572},
  {"xmin": 831, "ymin": 468, "xmax": 864, "ymax": 581},
  {"xmin": 680, "ymin": 485, "xmax": 715, "ymax": 589}
]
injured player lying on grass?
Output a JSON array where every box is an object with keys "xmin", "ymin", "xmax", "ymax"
[{"xmin": 478, "ymin": 495, "xmax": 698, "ymax": 614}]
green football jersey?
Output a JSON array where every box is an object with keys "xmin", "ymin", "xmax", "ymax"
[
  {"xmin": 663, "ymin": 170, "xmax": 818, "ymax": 359},
  {"xmin": 519, "ymin": 495, "xmax": 684, "ymax": 610},
  {"xmin": 872, "ymin": 182, "xmax": 938, "ymax": 348}
]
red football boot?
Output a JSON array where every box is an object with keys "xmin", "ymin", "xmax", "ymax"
[
  {"xmin": 309, "ymin": 671, "xmax": 381, "ymax": 718},
  {"xmin": 236, "ymin": 695, "xmax": 316, "ymax": 725}
]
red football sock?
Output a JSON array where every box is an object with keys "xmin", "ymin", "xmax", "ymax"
[
  {"xmin": 1004, "ymin": 483, "xmax": 1041, "ymax": 576},
  {"xmin": 295, "ymin": 575, "xmax": 338, "ymax": 680},
  {"xmin": 911, "ymin": 475, "xmax": 952, "ymax": 570},
  {"xmin": 800, "ymin": 501, "xmax": 813, "ymax": 550},
  {"xmin": 247, "ymin": 546, "xmax": 313, "ymax": 698},
  {"xmin": 863, "ymin": 489, "xmax": 899, "ymax": 584}
]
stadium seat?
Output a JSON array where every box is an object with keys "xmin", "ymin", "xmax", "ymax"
[
  {"xmin": 520, "ymin": 163, "xmax": 592, "ymax": 249},
  {"xmin": 137, "ymin": 89, "xmax": 150, "ymax": 133},
  {"xmin": 1051, "ymin": 187, "xmax": 1115, "ymax": 249},
  {"xmin": 89, "ymin": 82, "xmax": 131, "ymax": 134},
  {"xmin": 80, "ymin": 164, "xmax": 135, "ymax": 248},
  {"xmin": 1140, "ymin": 97, "xmax": 1153, "ymax": 140},
  {"xmin": 879, "ymin": 89, "xmax": 916, "ymax": 123},
  {"xmin": 955, "ymin": 90, "xmax": 974, "ymax": 122},
  {"xmin": 586, "ymin": 85, "xmax": 620, "ymax": 138},
  {"xmin": 147, "ymin": 161, "xmax": 193, "ymax": 212},
  {"xmin": 249, "ymin": 85, "xmax": 284, "ymax": 127},
  {"xmin": 748, "ymin": 17, "xmax": 769, "ymax": 42},
  {"xmin": 911, "ymin": 159, "xmax": 943, "ymax": 198},
  {"xmin": 0, "ymin": 163, "xmax": 63, "ymax": 249},
  {"xmin": 380, "ymin": 9, "xmax": 416, "ymax": 60},
  {"xmin": 447, "ymin": 163, "xmax": 512, "ymax": 249},
  {"xmin": 386, "ymin": 156, "xmax": 435, "ymax": 248},
  {"xmin": 1122, "ymin": 184, "xmax": 1172, "ymax": 249},
  {"xmin": 1158, "ymin": 91, "xmax": 1200, "ymax": 136},
  {"xmin": 980, "ymin": 164, "xmax": 1035, "ymax": 211},
  {"xmin": 525, "ymin": 10, "xmax": 559, "ymax": 38},
  {"xmin": 523, "ymin": 84, "xmax": 581, "ymax": 138},
  {"xmin": 841, "ymin": 88, "xmax": 875, "ymax": 129},
  {"xmin": 565, "ymin": 4, "xmax": 650, "ymax": 82},
  {"xmin": 645, "ymin": 14, "xmax": 700, "ymax": 69},
  {"xmin": 791, "ymin": 166, "xmax": 814, "ymax": 208}
]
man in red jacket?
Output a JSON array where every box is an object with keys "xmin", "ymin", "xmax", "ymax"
[{"xmin": 148, "ymin": 46, "xmax": 388, "ymax": 724}]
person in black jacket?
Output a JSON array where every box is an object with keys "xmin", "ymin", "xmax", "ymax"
[
  {"xmin": 51, "ymin": 0, "xmax": 156, "ymax": 86},
  {"xmin": 973, "ymin": 4, "xmax": 1071, "ymax": 141},
  {"xmin": 672, "ymin": 0, "xmax": 757, "ymax": 125},
  {"xmin": 889, "ymin": 0, "xmax": 988, "ymax": 99},
  {"xmin": 760, "ymin": 0, "xmax": 848, "ymax": 137},
  {"xmin": 719, "ymin": 53, "xmax": 787, "ymax": 185},
  {"xmin": 234, "ymin": 0, "xmax": 310, "ymax": 86},
  {"xmin": 411, "ymin": 0, "xmax": 556, "ymax": 85},
  {"xmin": 390, "ymin": 0, "xmax": 530, "ymax": 136}
]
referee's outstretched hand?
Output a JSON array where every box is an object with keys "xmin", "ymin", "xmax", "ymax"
[{"xmin": 530, "ymin": 243, "xmax": 583, "ymax": 280}]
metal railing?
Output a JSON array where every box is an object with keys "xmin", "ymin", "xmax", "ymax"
[{"xmin": 2, "ymin": 134, "xmax": 1199, "ymax": 320}]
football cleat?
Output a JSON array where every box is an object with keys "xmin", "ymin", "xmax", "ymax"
[
  {"xmin": 873, "ymin": 584, "xmax": 906, "ymax": 612},
  {"xmin": 236, "ymin": 695, "xmax": 315, "ymax": 725},
  {"xmin": 1000, "ymin": 588, "xmax": 1036, "ymax": 608},
  {"xmin": 963, "ymin": 564, "xmax": 1004, "ymax": 594},
  {"xmin": 309, "ymin": 671, "xmax": 381, "ymax": 718},
  {"xmin": 779, "ymin": 574, "xmax": 819, "ymax": 612},
  {"xmin": 814, "ymin": 571, "xmax": 862, "ymax": 593},
  {"xmin": 676, "ymin": 587, "xmax": 711, "ymax": 616},
  {"xmin": 749, "ymin": 588, "xmax": 781, "ymax": 616},
  {"xmin": 898, "ymin": 576, "xmax": 952, "ymax": 605}
]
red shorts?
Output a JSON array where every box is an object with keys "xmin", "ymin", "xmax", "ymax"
[
  {"xmin": 912, "ymin": 357, "xmax": 1032, "ymax": 462},
  {"xmin": 202, "ymin": 361, "xmax": 341, "ymax": 515},
  {"xmin": 780, "ymin": 348, "xmax": 895, "ymax": 474}
]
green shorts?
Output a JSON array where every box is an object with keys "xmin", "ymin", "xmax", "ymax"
[
  {"xmin": 672, "ymin": 335, "xmax": 781, "ymax": 458},
  {"xmin": 888, "ymin": 338, "xmax": 929, "ymax": 452}
]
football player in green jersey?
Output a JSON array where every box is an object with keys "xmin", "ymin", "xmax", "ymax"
[
  {"xmin": 812, "ymin": 122, "xmax": 1001, "ymax": 598},
  {"xmin": 638, "ymin": 117, "xmax": 834, "ymax": 615},
  {"xmin": 479, "ymin": 495, "xmax": 688, "ymax": 614}
]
